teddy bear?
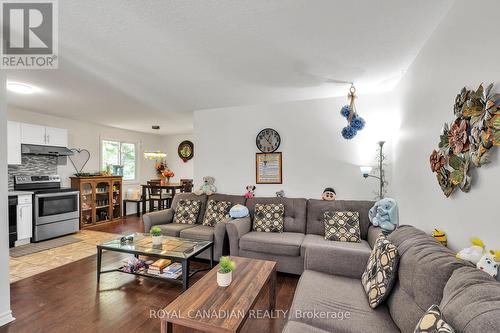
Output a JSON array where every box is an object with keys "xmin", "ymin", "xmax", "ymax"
[
  {"xmin": 476, "ymin": 250, "xmax": 500, "ymax": 277},
  {"xmin": 369, "ymin": 198, "xmax": 399, "ymax": 235},
  {"xmin": 322, "ymin": 187, "xmax": 336, "ymax": 201},
  {"xmin": 244, "ymin": 185, "xmax": 255, "ymax": 199},
  {"xmin": 194, "ymin": 176, "xmax": 217, "ymax": 195}
]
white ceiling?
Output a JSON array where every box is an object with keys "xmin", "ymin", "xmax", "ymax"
[{"xmin": 6, "ymin": 0, "xmax": 453, "ymax": 134}]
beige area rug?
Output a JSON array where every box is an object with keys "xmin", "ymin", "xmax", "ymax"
[{"xmin": 9, "ymin": 230, "xmax": 117, "ymax": 284}]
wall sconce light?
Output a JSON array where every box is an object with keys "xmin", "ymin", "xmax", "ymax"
[{"xmin": 360, "ymin": 141, "xmax": 387, "ymax": 199}]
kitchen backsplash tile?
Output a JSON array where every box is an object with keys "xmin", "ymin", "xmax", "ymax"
[{"xmin": 8, "ymin": 155, "xmax": 58, "ymax": 190}]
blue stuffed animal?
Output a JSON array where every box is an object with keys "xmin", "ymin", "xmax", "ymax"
[{"xmin": 369, "ymin": 198, "xmax": 399, "ymax": 235}]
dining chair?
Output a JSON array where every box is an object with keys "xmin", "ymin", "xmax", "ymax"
[{"xmin": 147, "ymin": 181, "xmax": 172, "ymax": 212}]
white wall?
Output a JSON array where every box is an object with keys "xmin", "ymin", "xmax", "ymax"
[
  {"xmin": 7, "ymin": 107, "xmax": 165, "ymax": 215},
  {"xmin": 0, "ymin": 71, "xmax": 14, "ymax": 326},
  {"xmin": 161, "ymin": 133, "xmax": 195, "ymax": 183},
  {"xmin": 194, "ymin": 93, "xmax": 399, "ymax": 199},
  {"xmin": 393, "ymin": 0, "xmax": 500, "ymax": 250}
]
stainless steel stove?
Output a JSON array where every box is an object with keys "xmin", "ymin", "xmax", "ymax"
[{"xmin": 15, "ymin": 175, "xmax": 80, "ymax": 242}]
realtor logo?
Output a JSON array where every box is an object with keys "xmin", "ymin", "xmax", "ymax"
[{"xmin": 1, "ymin": 0, "xmax": 58, "ymax": 69}]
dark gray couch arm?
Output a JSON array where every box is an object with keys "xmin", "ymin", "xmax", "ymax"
[
  {"xmin": 367, "ymin": 225, "xmax": 383, "ymax": 248},
  {"xmin": 225, "ymin": 216, "xmax": 252, "ymax": 256},
  {"xmin": 304, "ymin": 244, "xmax": 370, "ymax": 279},
  {"xmin": 143, "ymin": 208, "xmax": 174, "ymax": 232}
]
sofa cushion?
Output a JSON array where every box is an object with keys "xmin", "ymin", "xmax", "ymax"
[
  {"xmin": 307, "ymin": 199, "xmax": 374, "ymax": 239},
  {"xmin": 323, "ymin": 211, "xmax": 361, "ymax": 242},
  {"xmin": 246, "ymin": 197, "xmax": 307, "ymax": 233},
  {"xmin": 414, "ymin": 305, "xmax": 455, "ymax": 333},
  {"xmin": 208, "ymin": 193, "xmax": 246, "ymax": 206},
  {"xmin": 179, "ymin": 225, "xmax": 214, "ymax": 241},
  {"xmin": 202, "ymin": 199, "xmax": 232, "ymax": 227},
  {"xmin": 385, "ymin": 226, "xmax": 470, "ymax": 333},
  {"xmin": 440, "ymin": 266, "xmax": 500, "ymax": 333},
  {"xmin": 289, "ymin": 270, "xmax": 400, "ymax": 333},
  {"xmin": 158, "ymin": 223, "xmax": 196, "ymax": 237},
  {"xmin": 361, "ymin": 235, "xmax": 399, "ymax": 308},
  {"xmin": 173, "ymin": 199, "xmax": 202, "ymax": 224},
  {"xmin": 253, "ymin": 203, "xmax": 284, "ymax": 232},
  {"xmin": 239, "ymin": 231, "xmax": 304, "ymax": 256},
  {"xmin": 171, "ymin": 193, "xmax": 208, "ymax": 224},
  {"xmin": 301, "ymin": 234, "xmax": 371, "ymax": 260},
  {"xmin": 282, "ymin": 321, "xmax": 330, "ymax": 333}
]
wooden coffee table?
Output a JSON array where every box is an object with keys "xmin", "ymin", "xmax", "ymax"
[{"xmin": 160, "ymin": 256, "xmax": 277, "ymax": 333}]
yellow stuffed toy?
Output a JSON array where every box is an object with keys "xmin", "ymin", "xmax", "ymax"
[
  {"xmin": 456, "ymin": 238, "xmax": 486, "ymax": 265},
  {"xmin": 432, "ymin": 229, "xmax": 447, "ymax": 247}
]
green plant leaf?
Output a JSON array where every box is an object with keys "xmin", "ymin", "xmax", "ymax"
[
  {"xmin": 450, "ymin": 170, "xmax": 464, "ymax": 186},
  {"xmin": 448, "ymin": 155, "xmax": 463, "ymax": 170},
  {"xmin": 492, "ymin": 115, "xmax": 500, "ymax": 130}
]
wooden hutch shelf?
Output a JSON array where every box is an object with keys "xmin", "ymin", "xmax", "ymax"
[{"xmin": 70, "ymin": 176, "xmax": 123, "ymax": 229}]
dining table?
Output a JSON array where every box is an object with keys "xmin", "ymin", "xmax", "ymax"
[{"xmin": 141, "ymin": 182, "xmax": 183, "ymax": 213}]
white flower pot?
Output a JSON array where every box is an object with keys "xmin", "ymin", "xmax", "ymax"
[
  {"xmin": 217, "ymin": 271, "xmax": 232, "ymax": 287},
  {"xmin": 152, "ymin": 235, "xmax": 162, "ymax": 246}
]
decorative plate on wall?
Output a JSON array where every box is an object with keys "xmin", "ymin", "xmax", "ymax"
[
  {"xmin": 178, "ymin": 140, "xmax": 194, "ymax": 162},
  {"xmin": 429, "ymin": 83, "xmax": 499, "ymax": 197}
]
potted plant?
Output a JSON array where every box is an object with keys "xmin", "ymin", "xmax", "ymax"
[
  {"xmin": 150, "ymin": 226, "xmax": 162, "ymax": 246},
  {"xmin": 217, "ymin": 256, "xmax": 236, "ymax": 287},
  {"xmin": 162, "ymin": 169, "xmax": 175, "ymax": 183}
]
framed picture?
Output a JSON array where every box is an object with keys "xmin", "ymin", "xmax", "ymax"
[{"xmin": 256, "ymin": 152, "xmax": 282, "ymax": 184}]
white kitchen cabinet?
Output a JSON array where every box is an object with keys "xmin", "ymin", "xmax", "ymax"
[
  {"xmin": 16, "ymin": 195, "xmax": 33, "ymax": 244},
  {"xmin": 45, "ymin": 126, "xmax": 68, "ymax": 147},
  {"xmin": 20, "ymin": 123, "xmax": 68, "ymax": 147},
  {"xmin": 21, "ymin": 123, "xmax": 46, "ymax": 145},
  {"xmin": 7, "ymin": 121, "xmax": 22, "ymax": 165}
]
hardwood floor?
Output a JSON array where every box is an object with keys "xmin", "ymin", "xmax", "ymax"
[{"xmin": 2, "ymin": 215, "xmax": 299, "ymax": 333}]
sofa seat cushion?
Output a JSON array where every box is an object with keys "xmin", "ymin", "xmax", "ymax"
[
  {"xmin": 179, "ymin": 225, "xmax": 214, "ymax": 241},
  {"xmin": 282, "ymin": 321, "xmax": 330, "ymax": 333},
  {"xmin": 239, "ymin": 231, "xmax": 304, "ymax": 256},
  {"xmin": 301, "ymin": 234, "xmax": 371, "ymax": 257},
  {"xmin": 289, "ymin": 270, "xmax": 400, "ymax": 333},
  {"xmin": 158, "ymin": 223, "xmax": 196, "ymax": 237}
]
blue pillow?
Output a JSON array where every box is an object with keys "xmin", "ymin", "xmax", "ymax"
[{"xmin": 229, "ymin": 204, "xmax": 249, "ymax": 218}]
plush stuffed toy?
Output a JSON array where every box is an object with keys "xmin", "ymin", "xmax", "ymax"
[
  {"xmin": 432, "ymin": 229, "xmax": 448, "ymax": 247},
  {"xmin": 476, "ymin": 251, "xmax": 500, "ymax": 277},
  {"xmin": 456, "ymin": 238, "xmax": 485, "ymax": 265},
  {"xmin": 322, "ymin": 188, "xmax": 336, "ymax": 201},
  {"xmin": 194, "ymin": 176, "xmax": 217, "ymax": 195},
  {"xmin": 276, "ymin": 190, "xmax": 285, "ymax": 198},
  {"xmin": 244, "ymin": 185, "xmax": 255, "ymax": 199},
  {"xmin": 229, "ymin": 204, "xmax": 250, "ymax": 218},
  {"xmin": 369, "ymin": 198, "xmax": 399, "ymax": 235}
]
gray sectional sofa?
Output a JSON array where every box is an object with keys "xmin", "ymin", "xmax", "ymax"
[
  {"xmin": 226, "ymin": 197, "xmax": 375, "ymax": 275},
  {"xmin": 143, "ymin": 192, "xmax": 246, "ymax": 260},
  {"xmin": 284, "ymin": 225, "xmax": 500, "ymax": 333}
]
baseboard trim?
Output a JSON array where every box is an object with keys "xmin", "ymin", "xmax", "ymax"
[{"xmin": 0, "ymin": 310, "xmax": 15, "ymax": 327}]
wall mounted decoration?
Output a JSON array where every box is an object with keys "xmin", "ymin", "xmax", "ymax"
[
  {"xmin": 340, "ymin": 84, "xmax": 365, "ymax": 139},
  {"xmin": 256, "ymin": 152, "xmax": 282, "ymax": 184},
  {"xmin": 256, "ymin": 128, "xmax": 281, "ymax": 153},
  {"xmin": 430, "ymin": 83, "xmax": 500, "ymax": 197},
  {"xmin": 178, "ymin": 140, "xmax": 194, "ymax": 162}
]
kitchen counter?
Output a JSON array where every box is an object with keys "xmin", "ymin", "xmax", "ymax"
[{"xmin": 8, "ymin": 191, "xmax": 34, "ymax": 197}]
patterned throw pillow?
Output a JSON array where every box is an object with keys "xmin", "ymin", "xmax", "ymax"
[
  {"xmin": 173, "ymin": 199, "xmax": 202, "ymax": 224},
  {"xmin": 323, "ymin": 211, "xmax": 361, "ymax": 242},
  {"xmin": 361, "ymin": 235, "xmax": 399, "ymax": 308},
  {"xmin": 253, "ymin": 203, "xmax": 284, "ymax": 232},
  {"xmin": 202, "ymin": 199, "xmax": 232, "ymax": 227},
  {"xmin": 414, "ymin": 305, "xmax": 455, "ymax": 333}
]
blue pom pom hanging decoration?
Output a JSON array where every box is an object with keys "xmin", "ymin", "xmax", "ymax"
[
  {"xmin": 340, "ymin": 105, "xmax": 351, "ymax": 118},
  {"xmin": 339, "ymin": 84, "xmax": 365, "ymax": 139},
  {"xmin": 342, "ymin": 125, "xmax": 357, "ymax": 139}
]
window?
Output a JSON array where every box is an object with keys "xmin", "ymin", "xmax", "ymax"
[{"xmin": 101, "ymin": 140, "xmax": 137, "ymax": 181}]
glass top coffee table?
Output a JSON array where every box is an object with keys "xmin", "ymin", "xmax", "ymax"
[{"xmin": 96, "ymin": 233, "xmax": 213, "ymax": 290}]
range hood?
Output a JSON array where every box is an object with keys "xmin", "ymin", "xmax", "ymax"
[{"xmin": 21, "ymin": 144, "xmax": 74, "ymax": 156}]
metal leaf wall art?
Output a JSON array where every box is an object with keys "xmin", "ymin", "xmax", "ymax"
[{"xmin": 430, "ymin": 83, "xmax": 500, "ymax": 197}]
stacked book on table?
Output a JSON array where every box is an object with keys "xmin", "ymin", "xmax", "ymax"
[{"xmin": 146, "ymin": 259, "xmax": 182, "ymax": 279}]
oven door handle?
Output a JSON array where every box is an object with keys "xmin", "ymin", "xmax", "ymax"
[{"xmin": 35, "ymin": 191, "xmax": 80, "ymax": 198}]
